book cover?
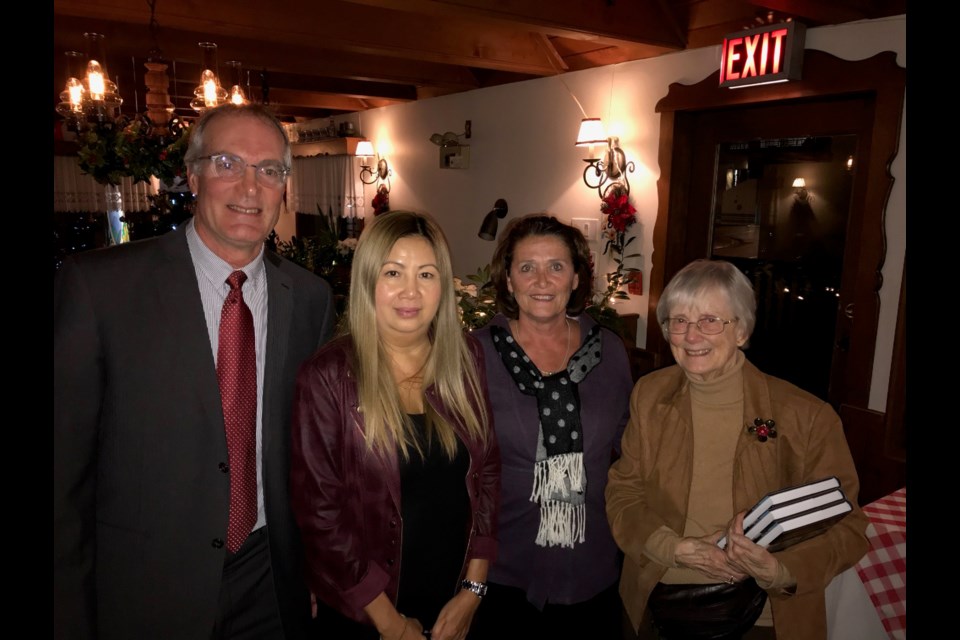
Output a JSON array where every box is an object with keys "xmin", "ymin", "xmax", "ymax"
[
  {"xmin": 718, "ymin": 476, "xmax": 841, "ymax": 549},
  {"xmin": 743, "ymin": 489, "xmax": 846, "ymax": 541},
  {"xmin": 754, "ymin": 499, "xmax": 853, "ymax": 552}
]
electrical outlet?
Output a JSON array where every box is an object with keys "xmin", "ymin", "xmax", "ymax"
[{"xmin": 571, "ymin": 217, "xmax": 599, "ymax": 242}]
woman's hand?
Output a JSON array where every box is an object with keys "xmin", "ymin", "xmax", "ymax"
[
  {"xmin": 381, "ymin": 615, "xmax": 424, "ymax": 640},
  {"xmin": 722, "ymin": 512, "xmax": 781, "ymax": 585},
  {"xmin": 428, "ymin": 589, "xmax": 482, "ymax": 640},
  {"xmin": 365, "ymin": 593, "xmax": 424, "ymax": 640},
  {"xmin": 675, "ymin": 531, "xmax": 750, "ymax": 583}
]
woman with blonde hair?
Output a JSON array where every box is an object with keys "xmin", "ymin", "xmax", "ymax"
[{"xmin": 291, "ymin": 211, "xmax": 500, "ymax": 640}]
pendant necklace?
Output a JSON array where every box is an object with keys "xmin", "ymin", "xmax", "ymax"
[{"xmin": 513, "ymin": 318, "xmax": 572, "ymax": 376}]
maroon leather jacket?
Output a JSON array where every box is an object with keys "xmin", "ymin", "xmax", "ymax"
[{"xmin": 290, "ymin": 335, "xmax": 500, "ymax": 624}]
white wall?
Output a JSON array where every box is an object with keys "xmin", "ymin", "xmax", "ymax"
[{"xmin": 329, "ymin": 15, "xmax": 906, "ymax": 411}]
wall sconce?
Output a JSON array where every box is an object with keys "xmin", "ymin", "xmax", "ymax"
[
  {"xmin": 357, "ymin": 140, "xmax": 391, "ymax": 193},
  {"xmin": 478, "ymin": 199, "xmax": 509, "ymax": 241},
  {"xmin": 576, "ymin": 118, "xmax": 634, "ymax": 199},
  {"xmin": 792, "ymin": 177, "xmax": 808, "ymax": 202},
  {"xmin": 429, "ymin": 120, "xmax": 471, "ymax": 147}
]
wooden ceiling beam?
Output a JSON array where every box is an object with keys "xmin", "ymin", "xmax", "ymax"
[
  {"xmin": 54, "ymin": 0, "xmax": 567, "ymax": 77},
  {"xmin": 53, "ymin": 14, "xmax": 482, "ymax": 92},
  {"xmin": 340, "ymin": 0, "xmax": 688, "ymax": 48}
]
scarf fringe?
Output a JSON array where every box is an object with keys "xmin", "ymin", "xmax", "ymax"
[
  {"xmin": 530, "ymin": 452, "xmax": 585, "ymax": 502},
  {"xmin": 531, "ymin": 452, "xmax": 586, "ymax": 548},
  {"xmin": 534, "ymin": 500, "xmax": 586, "ymax": 548}
]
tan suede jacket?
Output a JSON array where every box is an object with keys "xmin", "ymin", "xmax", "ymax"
[{"xmin": 606, "ymin": 359, "xmax": 868, "ymax": 640}]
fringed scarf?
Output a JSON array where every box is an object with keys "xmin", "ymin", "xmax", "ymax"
[{"xmin": 490, "ymin": 322, "xmax": 602, "ymax": 549}]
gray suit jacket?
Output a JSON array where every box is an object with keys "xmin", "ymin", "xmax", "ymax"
[{"xmin": 54, "ymin": 224, "xmax": 335, "ymax": 640}]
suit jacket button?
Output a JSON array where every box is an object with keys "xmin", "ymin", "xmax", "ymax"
[
  {"xmin": 387, "ymin": 558, "xmax": 395, "ymax": 566},
  {"xmin": 212, "ymin": 538, "xmax": 224, "ymax": 549},
  {"xmin": 390, "ymin": 519, "xmax": 397, "ymax": 528},
  {"xmin": 218, "ymin": 462, "xmax": 229, "ymax": 473}
]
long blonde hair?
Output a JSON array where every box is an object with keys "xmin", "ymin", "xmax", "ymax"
[{"xmin": 346, "ymin": 211, "xmax": 489, "ymax": 460}]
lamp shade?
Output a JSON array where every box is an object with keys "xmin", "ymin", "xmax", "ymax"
[
  {"xmin": 792, "ymin": 178, "xmax": 806, "ymax": 188},
  {"xmin": 478, "ymin": 198, "xmax": 509, "ymax": 241},
  {"xmin": 356, "ymin": 140, "xmax": 375, "ymax": 157},
  {"xmin": 575, "ymin": 118, "xmax": 606, "ymax": 146}
]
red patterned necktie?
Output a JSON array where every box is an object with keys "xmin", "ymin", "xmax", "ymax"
[{"xmin": 217, "ymin": 270, "xmax": 258, "ymax": 553}]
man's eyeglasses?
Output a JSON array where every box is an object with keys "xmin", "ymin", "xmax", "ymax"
[
  {"xmin": 197, "ymin": 153, "xmax": 290, "ymax": 188},
  {"xmin": 662, "ymin": 316, "xmax": 738, "ymax": 335}
]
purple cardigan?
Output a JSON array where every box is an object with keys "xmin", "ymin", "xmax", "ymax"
[
  {"xmin": 290, "ymin": 335, "xmax": 501, "ymax": 624},
  {"xmin": 474, "ymin": 314, "xmax": 632, "ymax": 608}
]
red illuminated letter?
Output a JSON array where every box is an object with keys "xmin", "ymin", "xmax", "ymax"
[
  {"xmin": 742, "ymin": 35, "xmax": 759, "ymax": 77},
  {"xmin": 725, "ymin": 38, "xmax": 743, "ymax": 81},
  {"xmin": 769, "ymin": 29, "xmax": 788, "ymax": 74}
]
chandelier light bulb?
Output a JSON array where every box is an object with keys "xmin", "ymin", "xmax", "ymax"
[
  {"xmin": 202, "ymin": 70, "xmax": 219, "ymax": 106},
  {"xmin": 87, "ymin": 61, "xmax": 106, "ymax": 100}
]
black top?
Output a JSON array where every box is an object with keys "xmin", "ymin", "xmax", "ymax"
[{"xmin": 396, "ymin": 413, "xmax": 470, "ymax": 631}]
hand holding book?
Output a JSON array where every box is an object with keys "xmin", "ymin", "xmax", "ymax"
[{"xmin": 718, "ymin": 477, "xmax": 852, "ymax": 552}]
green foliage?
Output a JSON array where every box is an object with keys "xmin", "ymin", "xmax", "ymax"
[
  {"xmin": 273, "ymin": 206, "xmax": 357, "ymax": 316},
  {"xmin": 455, "ymin": 265, "xmax": 498, "ymax": 331},
  {"xmin": 76, "ymin": 115, "xmax": 189, "ymax": 187}
]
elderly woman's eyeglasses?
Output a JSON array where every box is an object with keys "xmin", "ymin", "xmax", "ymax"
[
  {"xmin": 663, "ymin": 316, "xmax": 738, "ymax": 335},
  {"xmin": 197, "ymin": 153, "xmax": 290, "ymax": 188}
]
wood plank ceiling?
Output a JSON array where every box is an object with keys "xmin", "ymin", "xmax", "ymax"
[{"xmin": 53, "ymin": 0, "xmax": 906, "ymax": 123}]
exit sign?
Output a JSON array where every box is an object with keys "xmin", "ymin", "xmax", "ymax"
[{"xmin": 720, "ymin": 22, "xmax": 806, "ymax": 89}]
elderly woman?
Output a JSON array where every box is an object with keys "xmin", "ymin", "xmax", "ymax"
[
  {"xmin": 606, "ymin": 259, "xmax": 869, "ymax": 640},
  {"xmin": 290, "ymin": 211, "xmax": 499, "ymax": 640},
  {"xmin": 470, "ymin": 215, "xmax": 633, "ymax": 639}
]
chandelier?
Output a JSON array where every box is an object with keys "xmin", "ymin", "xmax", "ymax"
[
  {"xmin": 56, "ymin": 32, "xmax": 124, "ymax": 130},
  {"xmin": 190, "ymin": 42, "xmax": 228, "ymax": 112}
]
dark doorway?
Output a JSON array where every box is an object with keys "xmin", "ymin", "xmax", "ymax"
[
  {"xmin": 658, "ymin": 93, "xmax": 876, "ymax": 409},
  {"xmin": 709, "ymin": 135, "xmax": 857, "ymax": 400}
]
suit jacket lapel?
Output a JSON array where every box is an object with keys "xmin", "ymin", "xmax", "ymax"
[
  {"xmin": 262, "ymin": 252, "xmax": 293, "ymax": 459},
  {"xmin": 154, "ymin": 226, "xmax": 223, "ymax": 431}
]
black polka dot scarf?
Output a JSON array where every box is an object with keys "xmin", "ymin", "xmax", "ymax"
[{"xmin": 490, "ymin": 323, "xmax": 603, "ymax": 548}]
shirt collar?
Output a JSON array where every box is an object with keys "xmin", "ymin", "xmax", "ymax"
[{"xmin": 185, "ymin": 218, "xmax": 266, "ymax": 291}]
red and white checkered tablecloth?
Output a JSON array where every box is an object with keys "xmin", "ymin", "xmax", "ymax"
[{"xmin": 856, "ymin": 487, "xmax": 906, "ymax": 639}]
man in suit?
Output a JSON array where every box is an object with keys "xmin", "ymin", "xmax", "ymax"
[{"xmin": 54, "ymin": 103, "xmax": 335, "ymax": 640}]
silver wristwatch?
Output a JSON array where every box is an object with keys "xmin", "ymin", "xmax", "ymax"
[{"xmin": 460, "ymin": 579, "xmax": 488, "ymax": 599}]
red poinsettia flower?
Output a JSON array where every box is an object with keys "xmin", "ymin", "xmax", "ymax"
[
  {"xmin": 600, "ymin": 189, "xmax": 637, "ymax": 233},
  {"xmin": 371, "ymin": 185, "xmax": 390, "ymax": 215}
]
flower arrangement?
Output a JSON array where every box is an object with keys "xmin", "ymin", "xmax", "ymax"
[
  {"xmin": 76, "ymin": 115, "xmax": 190, "ymax": 187},
  {"xmin": 595, "ymin": 184, "xmax": 641, "ymax": 311},
  {"xmin": 454, "ymin": 265, "xmax": 498, "ymax": 330},
  {"xmin": 371, "ymin": 184, "xmax": 390, "ymax": 215}
]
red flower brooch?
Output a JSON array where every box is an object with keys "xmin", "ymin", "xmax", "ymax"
[{"xmin": 748, "ymin": 418, "xmax": 777, "ymax": 442}]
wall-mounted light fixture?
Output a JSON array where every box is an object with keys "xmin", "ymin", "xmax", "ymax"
[
  {"xmin": 478, "ymin": 199, "xmax": 509, "ymax": 241},
  {"xmin": 429, "ymin": 120, "xmax": 472, "ymax": 147},
  {"xmin": 357, "ymin": 140, "xmax": 391, "ymax": 193},
  {"xmin": 576, "ymin": 118, "xmax": 634, "ymax": 199},
  {"xmin": 792, "ymin": 177, "xmax": 808, "ymax": 202}
]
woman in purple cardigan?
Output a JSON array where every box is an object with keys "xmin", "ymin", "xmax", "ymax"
[{"xmin": 470, "ymin": 215, "xmax": 633, "ymax": 639}]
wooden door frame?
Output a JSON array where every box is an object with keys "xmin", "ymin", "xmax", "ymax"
[{"xmin": 647, "ymin": 50, "xmax": 905, "ymax": 410}]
